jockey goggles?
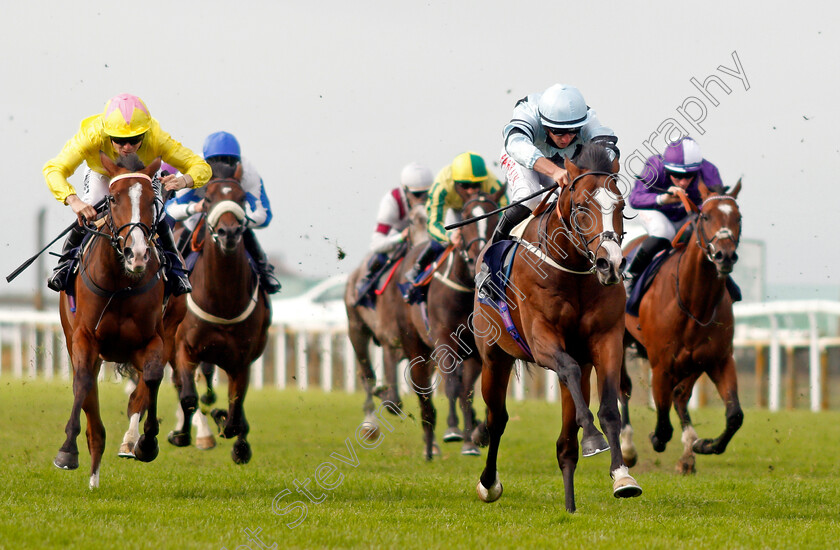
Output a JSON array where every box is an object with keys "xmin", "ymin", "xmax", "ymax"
[
  {"xmin": 666, "ymin": 170, "xmax": 696, "ymax": 181},
  {"xmin": 456, "ymin": 181, "xmax": 482, "ymax": 190},
  {"xmin": 111, "ymin": 134, "xmax": 144, "ymax": 146},
  {"xmin": 546, "ymin": 126, "xmax": 580, "ymax": 137}
]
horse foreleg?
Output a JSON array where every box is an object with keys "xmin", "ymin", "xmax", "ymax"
[
  {"xmin": 199, "ymin": 362, "xmax": 217, "ymax": 405},
  {"xmin": 673, "ymin": 372, "xmax": 701, "ymax": 474},
  {"xmin": 618, "ymin": 353, "xmax": 637, "ymax": 467},
  {"xmin": 132, "ymin": 339, "xmax": 165, "ymax": 463},
  {"xmin": 348, "ymin": 322, "xmax": 376, "ymax": 416},
  {"xmin": 81, "ymin": 369, "xmax": 106, "ymax": 489},
  {"xmin": 120, "ymin": 374, "xmax": 149, "ymax": 459},
  {"xmin": 226, "ymin": 365, "xmax": 252, "ymax": 464},
  {"xmin": 379, "ymin": 346, "xmax": 404, "ymax": 414},
  {"xmin": 55, "ymin": 339, "xmax": 100, "ymax": 472},
  {"xmin": 543, "ymin": 347, "xmax": 607, "ymax": 457},
  {"xmin": 649, "ymin": 364, "xmax": 675, "ymax": 452},
  {"xmin": 458, "ymin": 356, "xmax": 482, "ymax": 456},
  {"xmin": 167, "ymin": 344, "xmax": 199, "ymax": 448},
  {"xmin": 443, "ymin": 367, "xmax": 464, "ymax": 443},
  {"xmin": 408, "ymin": 358, "xmax": 438, "ymax": 460},
  {"xmin": 556, "ymin": 383, "xmax": 580, "ymax": 512},
  {"xmin": 694, "ymin": 356, "xmax": 744, "ymax": 456},
  {"xmin": 476, "ymin": 352, "xmax": 513, "ymax": 503}
]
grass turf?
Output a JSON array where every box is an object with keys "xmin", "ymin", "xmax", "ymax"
[{"xmin": 0, "ymin": 377, "xmax": 838, "ymax": 549}]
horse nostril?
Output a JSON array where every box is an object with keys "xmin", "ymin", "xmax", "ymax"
[
  {"xmin": 619, "ymin": 258, "xmax": 627, "ymax": 272},
  {"xmin": 714, "ymin": 250, "xmax": 724, "ymax": 261},
  {"xmin": 731, "ymin": 252, "xmax": 739, "ymax": 263},
  {"xmin": 596, "ymin": 258, "xmax": 610, "ymax": 272}
]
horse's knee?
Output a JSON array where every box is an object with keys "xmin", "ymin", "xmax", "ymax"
[{"xmin": 727, "ymin": 406, "xmax": 744, "ymax": 432}]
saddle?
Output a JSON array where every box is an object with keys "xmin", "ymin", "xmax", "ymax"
[
  {"xmin": 398, "ymin": 242, "xmax": 450, "ymax": 305},
  {"xmin": 354, "ymin": 251, "xmax": 406, "ymax": 309}
]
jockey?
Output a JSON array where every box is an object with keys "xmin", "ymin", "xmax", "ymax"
[
  {"xmin": 625, "ymin": 137, "xmax": 726, "ymax": 291},
  {"xmin": 358, "ymin": 162, "xmax": 433, "ymax": 290},
  {"xmin": 165, "ymin": 131, "xmax": 282, "ymax": 294},
  {"xmin": 494, "ymin": 83, "xmax": 619, "ymax": 243},
  {"xmin": 43, "ymin": 93, "xmax": 210, "ymax": 296},
  {"xmin": 404, "ymin": 151, "xmax": 507, "ymax": 282}
]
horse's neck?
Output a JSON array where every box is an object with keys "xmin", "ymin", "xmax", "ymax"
[
  {"xmin": 447, "ymin": 250, "xmax": 473, "ymax": 288},
  {"xmin": 527, "ymin": 202, "xmax": 590, "ymax": 273},
  {"xmin": 676, "ymin": 240, "xmax": 727, "ymax": 312}
]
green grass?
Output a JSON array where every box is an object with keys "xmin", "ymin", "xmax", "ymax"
[{"xmin": 1, "ymin": 378, "xmax": 838, "ymax": 550}]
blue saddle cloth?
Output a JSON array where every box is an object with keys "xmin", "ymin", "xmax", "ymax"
[
  {"xmin": 626, "ymin": 250, "xmax": 743, "ymax": 316},
  {"xmin": 476, "ymin": 240, "xmax": 517, "ymax": 306}
]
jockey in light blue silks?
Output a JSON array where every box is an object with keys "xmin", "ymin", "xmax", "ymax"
[
  {"xmin": 166, "ymin": 131, "xmax": 282, "ymax": 294},
  {"xmin": 493, "ymin": 83, "xmax": 620, "ymax": 243},
  {"xmin": 625, "ymin": 137, "xmax": 726, "ymax": 293}
]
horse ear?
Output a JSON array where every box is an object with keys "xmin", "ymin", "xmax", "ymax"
[
  {"xmin": 728, "ymin": 177, "xmax": 742, "ymax": 199},
  {"xmin": 100, "ymin": 151, "xmax": 118, "ymax": 175},
  {"xmin": 698, "ymin": 181, "xmax": 711, "ymax": 200},
  {"xmin": 490, "ymin": 182, "xmax": 507, "ymax": 203},
  {"xmin": 564, "ymin": 157, "xmax": 581, "ymax": 179},
  {"xmin": 143, "ymin": 157, "xmax": 162, "ymax": 178},
  {"xmin": 234, "ymin": 161, "xmax": 243, "ymax": 182}
]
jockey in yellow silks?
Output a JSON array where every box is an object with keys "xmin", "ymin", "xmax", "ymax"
[{"xmin": 43, "ymin": 93, "xmax": 210, "ymax": 296}]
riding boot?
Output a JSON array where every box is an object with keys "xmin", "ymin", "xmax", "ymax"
[
  {"xmin": 157, "ymin": 220, "xmax": 192, "ymax": 296},
  {"xmin": 358, "ymin": 253, "xmax": 386, "ymax": 290},
  {"xmin": 404, "ymin": 241, "xmax": 439, "ymax": 282},
  {"xmin": 47, "ymin": 224, "xmax": 86, "ymax": 292},
  {"xmin": 491, "ymin": 203, "xmax": 531, "ymax": 244},
  {"xmin": 625, "ymin": 236, "xmax": 670, "ymax": 294},
  {"xmin": 243, "ymin": 228, "xmax": 281, "ymax": 294}
]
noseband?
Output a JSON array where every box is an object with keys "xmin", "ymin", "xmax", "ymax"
[{"xmin": 205, "ymin": 179, "xmax": 248, "ymax": 243}]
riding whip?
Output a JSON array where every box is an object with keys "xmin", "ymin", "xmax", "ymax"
[{"xmin": 444, "ymin": 183, "xmax": 559, "ymax": 231}]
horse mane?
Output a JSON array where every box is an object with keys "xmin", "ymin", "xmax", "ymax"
[
  {"xmin": 573, "ymin": 142, "xmax": 613, "ymax": 173},
  {"xmin": 115, "ymin": 153, "xmax": 145, "ymax": 171},
  {"xmin": 208, "ymin": 159, "xmax": 237, "ymax": 180}
]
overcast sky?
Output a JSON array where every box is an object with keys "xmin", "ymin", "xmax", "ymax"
[{"xmin": 2, "ymin": 1, "xmax": 837, "ymax": 296}]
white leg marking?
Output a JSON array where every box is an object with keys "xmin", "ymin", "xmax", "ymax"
[
  {"xmin": 89, "ymin": 467, "xmax": 100, "ymax": 490},
  {"xmin": 174, "ymin": 404, "xmax": 185, "ymax": 432}
]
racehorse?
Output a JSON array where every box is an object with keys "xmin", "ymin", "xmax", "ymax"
[
  {"xmin": 54, "ymin": 153, "xmax": 170, "ymax": 488},
  {"xmin": 344, "ymin": 204, "xmax": 427, "ymax": 442},
  {"xmin": 165, "ymin": 161, "xmax": 272, "ymax": 463},
  {"xmin": 472, "ymin": 143, "xmax": 641, "ymax": 512},
  {"xmin": 620, "ymin": 181, "xmax": 743, "ymax": 474},
  {"xmin": 400, "ymin": 193, "xmax": 504, "ymax": 457}
]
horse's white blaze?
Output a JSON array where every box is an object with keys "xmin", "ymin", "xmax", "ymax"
[
  {"xmin": 593, "ymin": 187, "xmax": 619, "ymax": 232},
  {"xmin": 474, "ymin": 206, "xmax": 487, "ymax": 241},
  {"xmin": 122, "ymin": 412, "xmax": 141, "ymax": 447},
  {"xmin": 717, "ymin": 204, "xmax": 733, "ymax": 215},
  {"xmin": 601, "ymin": 240, "xmax": 623, "ymax": 267},
  {"xmin": 127, "ymin": 183, "xmax": 148, "ymax": 269}
]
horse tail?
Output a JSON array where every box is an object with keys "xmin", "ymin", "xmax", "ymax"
[{"xmin": 114, "ymin": 362, "xmax": 136, "ymax": 381}]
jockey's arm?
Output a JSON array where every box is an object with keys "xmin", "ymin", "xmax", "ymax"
[
  {"xmin": 240, "ymin": 160, "xmax": 272, "ymax": 228},
  {"xmin": 533, "ymin": 157, "xmax": 570, "ymax": 187}
]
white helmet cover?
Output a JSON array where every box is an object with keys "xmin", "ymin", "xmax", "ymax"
[
  {"xmin": 537, "ymin": 84, "xmax": 590, "ymax": 129},
  {"xmin": 400, "ymin": 162, "xmax": 433, "ymax": 191}
]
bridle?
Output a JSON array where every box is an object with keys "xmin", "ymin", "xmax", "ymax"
[
  {"xmin": 204, "ymin": 178, "xmax": 248, "ymax": 244},
  {"xmin": 458, "ymin": 195, "xmax": 498, "ymax": 271},
  {"xmin": 541, "ymin": 170, "xmax": 623, "ymax": 272},
  {"xmin": 695, "ymin": 195, "xmax": 741, "ymax": 263},
  {"xmin": 84, "ymin": 172, "xmax": 157, "ymax": 260}
]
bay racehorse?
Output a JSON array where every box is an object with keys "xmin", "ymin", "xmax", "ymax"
[
  {"xmin": 399, "ymin": 192, "xmax": 504, "ymax": 458},
  {"xmin": 54, "ymin": 153, "xmax": 172, "ymax": 488},
  {"xmin": 344, "ymin": 204, "xmax": 427, "ymax": 443},
  {"xmin": 472, "ymin": 143, "xmax": 642, "ymax": 512},
  {"xmin": 165, "ymin": 161, "xmax": 271, "ymax": 463},
  {"xmin": 620, "ymin": 181, "xmax": 743, "ymax": 474}
]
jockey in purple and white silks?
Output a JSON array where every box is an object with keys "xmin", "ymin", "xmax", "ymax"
[
  {"xmin": 357, "ymin": 162, "xmax": 433, "ymax": 290},
  {"xmin": 493, "ymin": 83, "xmax": 620, "ymax": 243},
  {"xmin": 165, "ymin": 131, "xmax": 281, "ymax": 294},
  {"xmin": 625, "ymin": 137, "xmax": 726, "ymax": 291}
]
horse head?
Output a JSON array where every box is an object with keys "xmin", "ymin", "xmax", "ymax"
[
  {"xmin": 560, "ymin": 144, "xmax": 625, "ymax": 285},
  {"xmin": 99, "ymin": 152, "xmax": 161, "ymax": 277},
  {"xmin": 696, "ymin": 179, "xmax": 742, "ymax": 276},
  {"xmin": 204, "ymin": 161, "xmax": 247, "ymax": 254},
  {"xmin": 460, "ymin": 194, "xmax": 502, "ymax": 273}
]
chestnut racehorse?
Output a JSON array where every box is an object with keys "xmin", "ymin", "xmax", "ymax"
[
  {"xmin": 165, "ymin": 161, "xmax": 271, "ymax": 463},
  {"xmin": 54, "ymin": 153, "xmax": 172, "ymax": 488},
  {"xmin": 620, "ymin": 181, "xmax": 744, "ymax": 474},
  {"xmin": 472, "ymin": 143, "xmax": 642, "ymax": 512}
]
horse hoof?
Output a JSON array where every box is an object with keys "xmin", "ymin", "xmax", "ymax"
[
  {"xmin": 476, "ymin": 476, "xmax": 503, "ymax": 503},
  {"xmin": 581, "ymin": 433, "xmax": 610, "ymax": 457},
  {"xmin": 200, "ymin": 390, "xmax": 216, "ymax": 406},
  {"xmin": 692, "ymin": 438, "xmax": 716, "ymax": 455},
  {"xmin": 117, "ymin": 442, "xmax": 136, "ymax": 459},
  {"xmin": 181, "ymin": 395, "xmax": 198, "ymax": 414},
  {"xmin": 167, "ymin": 431, "xmax": 191, "ymax": 447},
  {"xmin": 359, "ymin": 419, "xmax": 380, "ymax": 441},
  {"xmin": 471, "ymin": 423, "xmax": 490, "ymax": 448},
  {"xmin": 622, "ymin": 451, "xmax": 638, "ymax": 468},
  {"xmin": 676, "ymin": 457, "xmax": 696, "ymax": 475},
  {"xmin": 232, "ymin": 440, "xmax": 252, "ymax": 464},
  {"xmin": 612, "ymin": 466, "xmax": 642, "ymax": 498},
  {"xmin": 195, "ymin": 435, "xmax": 217, "ymax": 450},
  {"xmin": 133, "ymin": 435, "xmax": 159, "ymax": 463},
  {"xmin": 461, "ymin": 442, "xmax": 481, "ymax": 456},
  {"xmin": 650, "ymin": 432, "xmax": 668, "ymax": 453},
  {"xmin": 443, "ymin": 427, "xmax": 464, "ymax": 442},
  {"xmin": 53, "ymin": 451, "xmax": 79, "ymax": 470}
]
